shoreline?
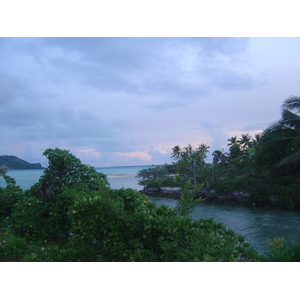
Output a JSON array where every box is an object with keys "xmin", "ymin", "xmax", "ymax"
[{"xmin": 139, "ymin": 187, "xmax": 300, "ymax": 211}]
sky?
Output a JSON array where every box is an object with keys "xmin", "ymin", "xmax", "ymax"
[{"xmin": 1, "ymin": 37, "xmax": 300, "ymax": 167}]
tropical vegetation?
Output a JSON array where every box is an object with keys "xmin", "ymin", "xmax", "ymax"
[{"xmin": 138, "ymin": 95, "xmax": 300, "ymax": 210}]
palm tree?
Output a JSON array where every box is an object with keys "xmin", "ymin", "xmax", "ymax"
[
  {"xmin": 227, "ymin": 136, "xmax": 238, "ymax": 149},
  {"xmin": 171, "ymin": 143, "xmax": 210, "ymax": 187},
  {"xmin": 212, "ymin": 149, "xmax": 228, "ymax": 165},
  {"xmin": 267, "ymin": 95, "xmax": 300, "ymax": 168},
  {"xmin": 251, "ymin": 133, "xmax": 261, "ymax": 150},
  {"xmin": 171, "ymin": 145, "xmax": 181, "ymax": 161},
  {"xmin": 238, "ymin": 133, "xmax": 252, "ymax": 151},
  {"xmin": 196, "ymin": 144, "xmax": 210, "ymax": 161},
  {"xmin": 183, "ymin": 143, "xmax": 193, "ymax": 156}
]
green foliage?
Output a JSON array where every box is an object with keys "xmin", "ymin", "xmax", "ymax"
[
  {"xmin": 260, "ymin": 239, "xmax": 300, "ymax": 262},
  {"xmin": 7, "ymin": 148, "xmax": 109, "ymax": 243},
  {"xmin": 266, "ymin": 237, "xmax": 285, "ymax": 249},
  {"xmin": 137, "ymin": 165, "xmax": 168, "ymax": 181},
  {"xmin": 273, "ymin": 183, "xmax": 300, "ymax": 209},
  {"xmin": 2, "ymin": 144, "xmax": 300, "ymax": 261},
  {"xmin": 4, "ymin": 184, "xmax": 256, "ymax": 262},
  {"xmin": 255, "ymin": 95, "xmax": 300, "ymax": 177},
  {"xmin": 138, "ymin": 179, "xmax": 162, "ymax": 190},
  {"xmin": 163, "ymin": 164, "xmax": 177, "ymax": 174},
  {"xmin": 0, "ymin": 171, "xmax": 23, "ymax": 222},
  {"xmin": 171, "ymin": 143, "xmax": 210, "ymax": 187},
  {"xmin": 160, "ymin": 176, "xmax": 183, "ymax": 188},
  {"xmin": 174, "ymin": 181, "xmax": 204, "ymax": 216},
  {"xmin": 64, "ymin": 188, "xmax": 257, "ymax": 262},
  {"xmin": 29, "ymin": 148, "xmax": 109, "ymax": 202},
  {"xmin": 0, "ymin": 233, "xmax": 31, "ymax": 262},
  {"xmin": 7, "ymin": 195, "xmax": 77, "ymax": 242},
  {"xmin": 138, "ymin": 175, "xmax": 183, "ymax": 191},
  {"xmin": 249, "ymin": 186, "xmax": 271, "ymax": 206},
  {"xmin": 136, "ymin": 165, "xmax": 180, "ymax": 191}
]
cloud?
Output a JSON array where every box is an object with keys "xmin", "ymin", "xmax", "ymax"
[
  {"xmin": 0, "ymin": 73, "xmax": 28, "ymax": 105},
  {"xmin": 10, "ymin": 38, "xmax": 265, "ymax": 102},
  {"xmin": 1, "ymin": 37, "xmax": 300, "ymax": 166}
]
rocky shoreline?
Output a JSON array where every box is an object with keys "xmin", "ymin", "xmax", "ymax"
[{"xmin": 139, "ymin": 187, "xmax": 282, "ymax": 209}]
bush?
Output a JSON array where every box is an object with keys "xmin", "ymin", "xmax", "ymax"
[
  {"xmin": 0, "ymin": 233, "xmax": 31, "ymax": 262},
  {"xmin": 6, "ymin": 148, "xmax": 109, "ymax": 243},
  {"xmin": 137, "ymin": 166, "xmax": 169, "ymax": 190},
  {"xmin": 64, "ymin": 188, "xmax": 258, "ymax": 262},
  {"xmin": 274, "ymin": 184, "xmax": 300, "ymax": 210},
  {"xmin": 260, "ymin": 238, "xmax": 300, "ymax": 262},
  {"xmin": 0, "ymin": 171, "xmax": 23, "ymax": 222},
  {"xmin": 7, "ymin": 196, "xmax": 52, "ymax": 241},
  {"xmin": 249, "ymin": 186, "xmax": 271, "ymax": 206}
]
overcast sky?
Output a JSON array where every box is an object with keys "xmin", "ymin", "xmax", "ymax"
[{"xmin": 1, "ymin": 37, "xmax": 300, "ymax": 167}]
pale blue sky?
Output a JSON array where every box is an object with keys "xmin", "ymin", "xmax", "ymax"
[{"xmin": 1, "ymin": 37, "xmax": 300, "ymax": 166}]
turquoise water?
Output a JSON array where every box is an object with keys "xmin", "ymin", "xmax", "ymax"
[
  {"xmin": 1, "ymin": 166, "xmax": 300, "ymax": 254},
  {"xmin": 0, "ymin": 166, "xmax": 150, "ymax": 191},
  {"xmin": 0, "ymin": 169, "xmax": 45, "ymax": 190}
]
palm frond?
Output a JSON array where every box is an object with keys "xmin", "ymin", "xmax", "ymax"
[
  {"xmin": 277, "ymin": 149, "xmax": 300, "ymax": 167},
  {"xmin": 282, "ymin": 109, "xmax": 300, "ymax": 121},
  {"xmin": 282, "ymin": 95, "xmax": 300, "ymax": 114}
]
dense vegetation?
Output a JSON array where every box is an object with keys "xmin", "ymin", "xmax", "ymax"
[
  {"xmin": 1, "ymin": 148, "xmax": 299, "ymax": 261},
  {"xmin": 0, "ymin": 149, "xmax": 249, "ymax": 261},
  {"xmin": 137, "ymin": 95, "xmax": 300, "ymax": 210},
  {"xmin": 0, "ymin": 155, "xmax": 43, "ymax": 170}
]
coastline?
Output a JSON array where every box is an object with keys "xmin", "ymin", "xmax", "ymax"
[{"xmin": 140, "ymin": 187, "xmax": 299, "ymax": 211}]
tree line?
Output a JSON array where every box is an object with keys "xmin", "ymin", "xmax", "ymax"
[{"xmin": 137, "ymin": 95, "xmax": 300, "ymax": 210}]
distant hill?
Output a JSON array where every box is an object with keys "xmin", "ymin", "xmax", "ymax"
[{"xmin": 0, "ymin": 155, "xmax": 43, "ymax": 170}]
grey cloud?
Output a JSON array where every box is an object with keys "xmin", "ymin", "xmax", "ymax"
[
  {"xmin": 0, "ymin": 147, "xmax": 17, "ymax": 156},
  {"xmin": 36, "ymin": 108, "xmax": 127, "ymax": 146},
  {"xmin": 148, "ymin": 100, "xmax": 190, "ymax": 111},
  {"xmin": 211, "ymin": 69, "xmax": 268, "ymax": 91},
  {"xmin": 2, "ymin": 37, "xmax": 297, "ymax": 167},
  {"xmin": 0, "ymin": 73, "xmax": 27, "ymax": 105},
  {"xmin": 0, "ymin": 94, "xmax": 130, "ymax": 151},
  {"xmin": 10, "ymin": 38, "xmax": 261, "ymax": 101}
]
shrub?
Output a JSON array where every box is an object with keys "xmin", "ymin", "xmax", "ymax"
[
  {"xmin": 260, "ymin": 238, "xmax": 300, "ymax": 262},
  {"xmin": 249, "ymin": 186, "xmax": 271, "ymax": 206},
  {"xmin": 0, "ymin": 171, "xmax": 23, "ymax": 222},
  {"xmin": 65, "ymin": 188, "xmax": 257, "ymax": 262},
  {"xmin": 274, "ymin": 184, "xmax": 300, "ymax": 209},
  {"xmin": 0, "ymin": 233, "xmax": 31, "ymax": 262},
  {"xmin": 7, "ymin": 148, "xmax": 109, "ymax": 243}
]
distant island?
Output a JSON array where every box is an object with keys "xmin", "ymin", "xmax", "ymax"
[{"xmin": 0, "ymin": 155, "xmax": 43, "ymax": 170}]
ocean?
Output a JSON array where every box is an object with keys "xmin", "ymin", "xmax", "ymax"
[{"xmin": 0, "ymin": 165, "xmax": 152, "ymax": 191}]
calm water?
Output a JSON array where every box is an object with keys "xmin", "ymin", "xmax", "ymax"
[
  {"xmin": 148, "ymin": 196, "xmax": 300, "ymax": 254},
  {"xmin": 0, "ymin": 166, "xmax": 150, "ymax": 191},
  {"xmin": 1, "ymin": 167, "xmax": 300, "ymax": 254}
]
